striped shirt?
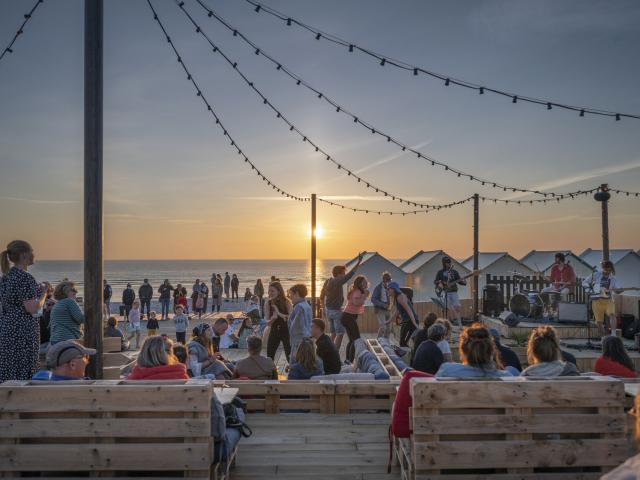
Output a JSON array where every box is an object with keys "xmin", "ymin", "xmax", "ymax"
[{"xmin": 50, "ymin": 298, "xmax": 85, "ymax": 344}]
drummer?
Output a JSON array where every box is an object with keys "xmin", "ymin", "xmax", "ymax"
[{"xmin": 541, "ymin": 253, "xmax": 576, "ymax": 300}]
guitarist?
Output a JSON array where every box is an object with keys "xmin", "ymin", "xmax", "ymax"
[
  {"xmin": 582, "ymin": 260, "xmax": 621, "ymax": 336},
  {"xmin": 434, "ymin": 256, "xmax": 466, "ymax": 327}
]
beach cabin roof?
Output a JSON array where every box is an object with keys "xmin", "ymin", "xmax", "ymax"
[
  {"xmin": 579, "ymin": 248, "xmax": 640, "ymax": 267},
  {"xmin": 461, "ymin": 252, "xmax": 531, "ymax": 273},
  {"xmin": 520, "ymin": 250, "xmax": 593, "ymax": 273},
  {"xmin": 400, "ymin": 250, "xmax": 442, "ymax": 274},
  {"xmin": 345, "ymin": 251, "xmax": 378, "ymax": 270}
]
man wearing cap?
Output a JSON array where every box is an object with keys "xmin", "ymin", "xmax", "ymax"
[
  {"xmin": 434, "ymin": 256, "xmax": 466, "ymax": 327},
  {"xmin": 32, "ymin": 340, "xmax": 96, "ymax": 381}
]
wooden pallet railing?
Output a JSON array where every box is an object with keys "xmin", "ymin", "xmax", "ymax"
[
  {"xmin": 0, "ymin": 379, "xmax": 231, "ymax": 479},
  {"xmin": 366, "ymin": 338, "xmax": 403, "ymax": 379},
  {"xmin": 398, "ymin": 376, "xmax": 628, "ymax": 480}
]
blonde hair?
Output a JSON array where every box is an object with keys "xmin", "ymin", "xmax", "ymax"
[
  {"xmin": 137, "ymin": 336, "xmax": 177, "ymax": 368},
  {"xmin": 1, "ymin": 240, "xmax": 32, "ymax": 274},
  {"xmin": 295, "ymin": 338, "xmax": 317, "ymax": 372},
  {"xmin": 53, "ymin": 281, "xmax": 76, "ymax": 301},
  {"xmin": 527, "ymin": 326, "xmax": 561, "ymax": 364}
]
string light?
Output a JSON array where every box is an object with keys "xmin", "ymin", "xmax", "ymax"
[
  {"xmin": 176, "ymin": 0, "xmax": 446, "ymax": 210},
  {"xmin": 0, "ymin": 0, "xmax": 45, "ymax": 64},
  {"xmin": 146, "ymin": 0, "xmax": 307, "ymax": 203},
  {"xmin": 317, "ymin": 196, "xmax": 475, "ymax": 215},
  {"xmin": 242, "ymin": 0, "xmax": 638, "ymax": 122},
  {"xmin": 610, "ymin": 187, "xmax": 640, "ymax": 198},
  {"xmin": 193, "ymin": 1, "xmax": 589, "ymax": 199}
]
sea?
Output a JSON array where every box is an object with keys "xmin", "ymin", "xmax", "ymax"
[{"xmin": 28, "ymin": 259, "xmax": 351, "ymax": 300}]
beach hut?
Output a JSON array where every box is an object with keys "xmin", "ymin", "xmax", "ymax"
[
  {"xmin": 462, "ymin": 252, "xmax": 534, "ymax": 293},
  {"xmin": 520, "ymin": 250, "xmax": 594, "ymax": 279},
  {"xmin": 400, "ymin": 250, "xmax": 471, "ymax": 302},
  {"xmin": 343, "ymin": 252, "xmax": 406, "ymax": 304},
  {"xmin": 580, "ymin": 249, "xmax": 640, "ymax": 291}
]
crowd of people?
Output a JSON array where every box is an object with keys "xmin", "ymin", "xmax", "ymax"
[{"xmin": 0, "ymin": 240, "xmax": 638, "ymax": 385}]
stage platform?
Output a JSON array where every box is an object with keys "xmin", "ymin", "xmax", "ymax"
[{"xmin": 481, "ymin": 314, "xmax": 606, "ymax": 340}]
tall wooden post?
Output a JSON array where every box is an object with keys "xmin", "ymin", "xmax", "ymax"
[
  {"xmin": 84, "ymin": 0, "xmax": 104, "ymax": 379},
  {"xmin": 311, "ymin": 194, "xmax": 317, "ymax": 317},
  {"xmin": 473, "ymin": 193, "xmax": 479, "ymax": 320},
  {"xmin": 594, "ymin": 184, "xmax": 611, "ymax": 262}
]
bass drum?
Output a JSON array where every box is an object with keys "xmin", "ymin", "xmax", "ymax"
[{"xmin": 509, "ymin": 293, "xmax": 543, "ymax": 318}]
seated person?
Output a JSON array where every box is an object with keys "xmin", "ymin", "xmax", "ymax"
[
  {"xmin": 436, "ymin": 323, "xmax": 515, "ymax": 378},
  {"xmin": 411, "ymin": 313, "xmax": 438, "ymax": 362},
  {"xmin": 172, "ymin": 343, "xmax": 191, "ymax": 375},
  {"xmin": 489, "ymin": 327, "xmax": 522, "ymax": 372},
  {"xmin": 233, "ymin": 336, "xmax": 278, "ymax": 380},
  {"xmin": 33, "ymin": 340, "xmax": 96, "ymax": 381},
  {"xmin": 188, "ymin": 323, "xmax": 233, "ymax": 379},
  {"xmin": 219, "ymin": 316, "xmax": 239, "ymax": 349},
  {"xmin": 311, "ymin": 318, "xmax": 341, "ymax": 375},
  {"xmin": 595, "ymin": 335, "xmax": 637, "ymax": 378},
  {"xmin": 245, "ymin": 295, "xmax": 262, "ymax": 326},
  {"xmin": 105, "ymin": 316, "xmax": 129, "ymax": 351},
  {"xmin": 288, "ymin": 337, "xmax": 324, "ymax": 380},
  {"xmin": 521, "ymin": 326, "xmax": 580, "ymax": 377},
  {"xmin": 434, "ymin": 318, "xmax": 453, "ymax": 362},
  {"xmin": 128, "ymin": 336, "xmax": 189, "ymax": 380},
  {"xmin": 412, "ymin": 323, "xmax": 445, "ymax": 375}
]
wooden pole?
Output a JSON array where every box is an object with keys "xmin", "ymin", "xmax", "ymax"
[
  {"xmin": 600, "ymin": 184, "xmax": 610, "ymax": 262},
  {"xmin": 84, "ymin": 0, "xmax": 103, "ymax": 379},
  {"xmin": 473, "ymin": 193, "xmax": 479, "ymax": 320},
  {"xmin": 311, "ymin": 194, "xmax": 317, "ymax": 317}
]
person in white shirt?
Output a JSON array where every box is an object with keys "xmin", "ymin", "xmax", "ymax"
[{"xmin": 582, "ymin": 261, "xmax": 621, "ymax": 336}]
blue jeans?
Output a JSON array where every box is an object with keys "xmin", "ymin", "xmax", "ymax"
[{"xmin": 160, "ymin": 298, "xmax": 170, "ymax": 318}]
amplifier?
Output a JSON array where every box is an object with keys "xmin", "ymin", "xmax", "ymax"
[{"xmin": 557, "ymin": 302, "xmax": 588, "ymax": 324}]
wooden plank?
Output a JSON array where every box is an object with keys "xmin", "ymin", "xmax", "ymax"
[
  {"xmin": 0, "ymin": 384, "xmax": 212, "ymax": 413},
  {"xmin": 0, "ymin": 444, "xmax": 212, "ymax": 471},
  {"xmin": 413, "ymin": 474, "xmax": 602, "ymax": 480},
  {"xmin": 412, "ymin": 413, "xmax": 625, "ymax": 435},
  {"xmin": 411, "ymin": 378, "xmax": 624, "ymax": 408},
  {"xmin": 413, "ymin": 439, "xmax": 629, "ymax": 469}
]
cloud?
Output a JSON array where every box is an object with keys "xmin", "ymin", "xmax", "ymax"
[
  {"xmin": 353, "ymin": 140, "xmax": 433, "ymax": 175},
  {"xmin": 503, "ymin": 159, "xmax": 640, "ymax": 200},
  {"xmin": 0, "ymin": 196, "xmax": 77, "ymax": 205}
]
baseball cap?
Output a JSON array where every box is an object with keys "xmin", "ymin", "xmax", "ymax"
[
  {"xmin": 387, "ymin": 281, "xmax": 403, "ymax": 294},
  {"xmin": 46, "ymin": 340, "xmax": 96, "ymax": 368}
]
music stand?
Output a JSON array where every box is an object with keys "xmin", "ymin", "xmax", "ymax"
[{"xmin": 431, "ymin": 296, "xmax": 447, "ymax": 319}]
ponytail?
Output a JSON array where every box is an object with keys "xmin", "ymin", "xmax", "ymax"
[
  {"xmin": 0, "ymin": 250, "xmax": 9, "ymax": 275},
  {"xmin": 1, "ymin": 240, "xmax": 33, "ymax": 275}
]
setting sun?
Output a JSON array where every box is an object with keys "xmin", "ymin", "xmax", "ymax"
[{"xmin": 308, "ymin": 223, "xmax": 325, "ymax": 239}]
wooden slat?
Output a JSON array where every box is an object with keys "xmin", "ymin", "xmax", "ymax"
[
  {"xmin": 412, "ymin": 413, "xmax": 625, "ymax": 435},
  {"xmin": 411, "ymin": 378, "xmax": 624, "ymax": 409},
  {"xmin": 413, "ymin": 439, "xmax": 629, "ymax": 469},
  {"xmin": 0, "ymin": 444, "xmax": 212, "ymax": 471},
  {"xmin": 0, "ymin": 384, "xmax": 212, "ymax": 413},
  {"xmin": 413, "ymin": 474, "xmax": 603, "ymax": 480}
]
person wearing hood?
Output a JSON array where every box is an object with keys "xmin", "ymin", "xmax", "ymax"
[
  {"xmin": 128, "ymin": 336, "xmax": 189, "ymax": 380},
  {"xmin": 521, "ymin": 326, "xmax": 580, "ymax": 377},
  {"xmin": 138, "ymin": 279, "xmax": 153, "ymax": 319}
]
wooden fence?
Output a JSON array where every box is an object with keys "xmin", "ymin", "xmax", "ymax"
[{"xmin": 486, "ymin": 274, "xmax": 589, "ymax": 305}]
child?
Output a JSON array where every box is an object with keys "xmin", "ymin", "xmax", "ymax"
[
  {"xmin": 127, "ymin": 300, "xmax": 142, "ymax": 349},
  {"xmin": 173, "ymin": 305, "xmax": 189, "ymax": 344},
  {"xmin": 244, "ymin": 287, "xmax": 252, "ymax": 302},
  {"xmin": 245, "ymin": 295, "xmax": 262, "ymax": 327},
  {"xmin": 176, "ymin": 291, "xmax": 189, "ymax": 315},
  {"xmin": 146, "ymin": 311, "xmax": 160, "ymax": 337},
  {"xmin": 237, "ymin": 317, "xmax": 253, "ymax": 349}
]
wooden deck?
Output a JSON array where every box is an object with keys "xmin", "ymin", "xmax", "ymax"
[{"xmin": 232, "ymin": 413, "xmax": 399, "ymax": 480}]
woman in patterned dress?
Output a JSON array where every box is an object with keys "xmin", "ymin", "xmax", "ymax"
[{"xmin": 0, "ymin": 241, "xmax": 48, "ymax": 382}]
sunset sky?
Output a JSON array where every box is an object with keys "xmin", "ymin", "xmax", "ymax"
[{"xmin": 1, "ymin": 0, "xmax": 639, "ymax": 260}]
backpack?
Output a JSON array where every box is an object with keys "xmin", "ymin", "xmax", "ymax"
[{"xmin": 223, "ymin": 397, "xmax": 252, "ymax": 438}]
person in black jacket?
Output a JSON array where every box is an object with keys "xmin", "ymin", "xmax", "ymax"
[
  {"xmin": 411, "ymin": 312, "xmax": 438, "ymax": 364},
  {"xmin": 122, "ymin": 283, "xmax": 135, "ymax": 321},
  {"xmin": 489, "ymin": 328, "xmax": 522, "ymax": 372},
  {"xmin": 434, "ymin": 256, "xmax": 466, "ymax": 326},
  {"xmin": 138, "ymin": 279, "xmax": 153, "ymax": 319},
  {"xmin": 311, "ymin": 319, "xmax": 341, "ymax": 375}
]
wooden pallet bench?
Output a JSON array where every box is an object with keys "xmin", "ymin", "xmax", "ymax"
[
  {"xmin": 367, "ymin": 338, "xmax": 403, "ymax": 379},
  {"xmin": 397, "ymin": 376, "xmax": 629, "ymax": 480},
  {"xmin": 0, "ymin": 379, "xmax": 235, "ymax": 479}
]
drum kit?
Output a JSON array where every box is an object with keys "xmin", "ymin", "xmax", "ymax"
[{"xmin": 507, "ymin": 271, "xmax": 561, "ymax": 320}]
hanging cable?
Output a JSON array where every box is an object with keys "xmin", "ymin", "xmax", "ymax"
[
  {"xmin": 175, "ymin": 0, "xmax": 453, "ymax": 209},
  {"xmin": 479, "ymin": 187, "xmax": 600, "ymax": 204},
  {"xmin": 192, "ymin": 0, "xmax": 597, "ymax": 199},
  {"xmin": 317, "ymin": 195, "xmax": 474, "ymax": 215},
  {"xmin": 0, "ymin": 0, "xmax": 45, "ymax": 64},
  {"xmin": 145, "ymin": 0, "xmax": 308, "ymax": 202},
  {"xmin": 610, "ymin": 187, "xmax": 640, "ymax": 198},
  {"xmin": 240, "ymin": 0, "xmax": 638, "ymax": 122}
]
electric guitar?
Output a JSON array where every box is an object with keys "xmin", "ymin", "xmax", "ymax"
[
  {"xmin": 435, "ymin": 271, "xmax": 479, "ymax": 297},
  {"xmin": 593, "ymin": 287, "xmax": 640, "ymax": 300}
]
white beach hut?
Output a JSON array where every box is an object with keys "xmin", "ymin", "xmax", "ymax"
[
  {"xmin": 520, "ymin": 250, "xmax": 594, "ymax": 279},
  {"xmin": 343, "ymin": 252, "xmax": 406, "ymax": 304},
  {"xmin": 400, "ymin": 250, "xmax": 471, "ymax": 302},
  {"xmin": 462, "ymin": 252, "xmax": 534, "ymax": 293},
  {"xmin": 580, "ymin": 249, "xmax": 640, "ymax": 291}
]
